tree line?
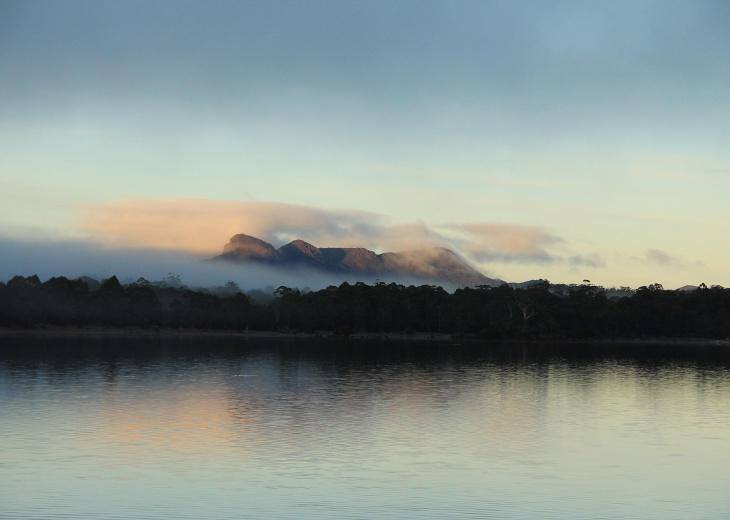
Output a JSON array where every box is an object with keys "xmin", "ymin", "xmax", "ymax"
[{"xmin": 2, "ymin": 275, "xmax": 730, "ymax": 339}]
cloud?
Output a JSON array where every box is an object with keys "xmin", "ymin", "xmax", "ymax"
[
  {"xmin": 78, "ymin": 198, "xmax": 586, "ymax": 269},
  {"xmin": 639, "ymin": 248, "xmax": 704, "ymax": 269},
  {"xmin": 79, "ymin": 198, "xmax": 386, "ymax": 254},
  {"xmin": 78, "ymin": 198, "xmax": 453, "ymax": 255},
  {"xmin": 444, "ymin": 223, "xmax": 563, "ymax": 263},
  {"xmin": 3, "ymin": 197, "xmax": 609, "ymax": 286},
  {"xmin": 646, "ymin": 248, "xmax": 675, "ymax": 265},
  {"xmin": 568, "ymin": 254, "xmax": 605, "ymax": 268}
]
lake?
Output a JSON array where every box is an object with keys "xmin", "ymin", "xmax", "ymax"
[{"xmin": 1, "ymin": 334, "xmax": 729, "ymax": 519}]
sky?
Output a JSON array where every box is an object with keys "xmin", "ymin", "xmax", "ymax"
[{"xmin": 2, "ymin": 0, "xmax": 729, "ymax": 289}]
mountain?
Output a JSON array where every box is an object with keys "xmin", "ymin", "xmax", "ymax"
[
  {"xmin": 676, "ymin": 285, "xmax": 698, "ymax": 292},
  {"xmin": 212, "ymin": 233, "xmax": 498, "ymax": 288}
]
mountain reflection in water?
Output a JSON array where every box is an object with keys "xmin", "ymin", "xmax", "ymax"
[{"xmin": 1, "ymin": 335, "xmax": 729, "ymax": 520}]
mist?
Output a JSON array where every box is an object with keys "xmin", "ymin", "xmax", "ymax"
[{"xmin": 0, "ymin": 236, "xmax": 460, "ymax": 291}]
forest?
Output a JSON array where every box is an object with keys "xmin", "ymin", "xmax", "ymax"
[{"xmin": 2, "ymin": 274, "xmax": 730, "ymax": 340}]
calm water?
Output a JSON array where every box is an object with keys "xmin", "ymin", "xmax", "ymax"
[{"xmin": 1, "ymin": 335, "xmax": 729, "ymax": 519}]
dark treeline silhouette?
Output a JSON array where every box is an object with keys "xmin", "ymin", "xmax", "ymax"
[{"xmin": 2, "ymin": 275, "xmax": 730, "ymax": 339}]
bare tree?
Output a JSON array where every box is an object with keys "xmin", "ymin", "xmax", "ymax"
[{"xmin": 513, "ymin": 290, "xmax": 537, "ymax": 333}]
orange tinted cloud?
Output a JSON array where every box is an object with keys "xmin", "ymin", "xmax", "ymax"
[
  {"xmin": 79, "ymin": 198, "xmax": 383, "ymax": 254},
  {"xmin": 446, "ymin": 222, "xmax": 563, "ymax": 263},
  {"xmin": 79, "ymin": 198, "xmax": 572, "ymax": 266}
]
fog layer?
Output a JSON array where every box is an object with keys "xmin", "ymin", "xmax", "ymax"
[{"xmin": 0, "ymin": 236, "xmax": 463, "ymax": 290}]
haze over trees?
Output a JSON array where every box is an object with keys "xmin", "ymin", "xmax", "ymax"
[{"xmin": 2, "ymin": 274, "xmax": 730, "ymax": 340}]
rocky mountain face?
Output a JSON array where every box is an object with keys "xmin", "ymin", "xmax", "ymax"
[{"xmin": 212, "ymin": 233, "xmax": 498, "ymax": 288}]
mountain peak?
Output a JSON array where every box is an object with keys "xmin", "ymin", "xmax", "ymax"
[
  {"xmin": 220, "ymin": 233, "xmax": 278, "ymax": 261},
  {"xmin": 278, "ymin": 240, "xmax": 322, "ymax": 262},
  {"xmin": 213, "ymin": 234, "xmax": 498, "ymax": 288}
]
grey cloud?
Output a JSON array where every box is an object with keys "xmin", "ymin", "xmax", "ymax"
[
  {"xmin": 567, "ymin": 254, "xmax": 606, "ymax": 268},
  {"xmin": 4, "ymin": 0, "xmax": 729, "ymax": 150},
  {"xmin": 646, "ymin": 248, "xmax": 674, "ymax": 265},
  {"xmin": 640, "ymin": 249, "xmax": 704, "ymax": 269}
]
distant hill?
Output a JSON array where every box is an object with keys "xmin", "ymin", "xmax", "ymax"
[
  {"xmin": 211, "ymin": 233, "xmax": 498, "ymax": 288},
  {"xmin": 676, "ymin": 285, "xmax": 698, "ymax": 292}
]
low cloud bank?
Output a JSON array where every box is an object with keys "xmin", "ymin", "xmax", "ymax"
[
  {"xmin": 0, "ymin": 236, "xmax": 358, "ymax": 290},
  {"xmin": 0, "ymin": 236, "xmax": 462, "ymax": 291}
]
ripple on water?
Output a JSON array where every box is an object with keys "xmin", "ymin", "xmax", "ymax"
[{"xmin": 1, "ymin": 337, "xmax": 730, "ymax": 519}]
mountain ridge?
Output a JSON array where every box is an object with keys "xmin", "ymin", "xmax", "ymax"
[{"xmin": 212, "ymin": 233, "xmax": 498, "ymax": 288}]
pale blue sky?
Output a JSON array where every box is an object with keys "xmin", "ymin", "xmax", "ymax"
[{"xmin": 1, "ymin": 0, "xmax": 729, "ymax": 287}]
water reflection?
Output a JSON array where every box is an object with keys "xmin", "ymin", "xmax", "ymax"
[{"xmin": 1, "ymin": 335, "xmax": 730, "ymax": 519}]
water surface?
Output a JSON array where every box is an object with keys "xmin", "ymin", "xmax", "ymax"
[{"xmin": 1, "ymin": 335, "xmax": 729, "ymax": 519}]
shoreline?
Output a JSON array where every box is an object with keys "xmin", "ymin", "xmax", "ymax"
[
  {"xmin": 0, "ymin": 325, "xmax": 310, "ymax": 340},
  {"xmin": 1, "ymin": 326, "xmax": 730, "ymax": 346},
  {"xmin": 0, "ymin": 325, "xmax": 453, "ymax": 342}
]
